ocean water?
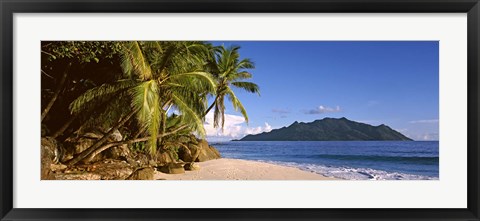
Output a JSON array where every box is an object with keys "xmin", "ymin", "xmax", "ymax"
[{"xmin": 213, "ymin": 141, "xmax": 439, "ymax": 180}]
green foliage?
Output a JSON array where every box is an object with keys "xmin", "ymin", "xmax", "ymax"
[
  {"xmin": 69, "ymin": 80, "xmax": 137, "ymax": 115},
  {"xmin": 121, "ymin": 41, "xmax": 153, "ymax": 80},
  {"xmin": 42, "ymin": 41, "xmax": 124, "ymax": 64},
  {"xmin": 53, "ymin": 41, "xmax": 259, "ymax": 159},
  {"xmin": 230, "ymin": 81, "xmax": 260, "ymax": 95},
  {"xmin": 226, "ymin": 87, "xmax": 248, "ymax": 123},
  {"xmin": 82, "ymin": 92, "xmax": 132, "ymax": 130},
  {"xmin": 132, "ymin": 141, "xmax": 147, "ymax": 153},
  {"xmin": 165, "ymin": 146, "xmax": 180, "ymax": 161},
  {"xmin": 41, "ymin": 41, "xmax": 127, "ymax": 139},
  {"xmin": 119, "ymin": 41, "xmax": 216, "ymax": 153},
  {"xmin": 130, "ymin": 80, "xmax": 161, "ymax": 154}
]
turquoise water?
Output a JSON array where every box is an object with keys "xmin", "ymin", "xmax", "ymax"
[{"xmin": 213, "ymin": 141, "xmax": 439, "ymax": 180}]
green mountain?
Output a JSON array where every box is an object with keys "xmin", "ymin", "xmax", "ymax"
[{"xmin": 239, "ymin": 117, "xmax": 413, "ymax": 141}]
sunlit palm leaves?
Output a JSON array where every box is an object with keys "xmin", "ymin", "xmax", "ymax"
[
  {"xmin": 120, "ymin": 41, "xmax": 216, "ymax": 154},
  {"xmin": 121, "ymin": 41, "xmax": 153, "ymax": 80},
  {"xmin": 208, "ymin": 45, "xmax": 260, "ymax": 129},
  {"xmin": 130, "ymin": 80, "xmax": 161, "ymax": 153}
]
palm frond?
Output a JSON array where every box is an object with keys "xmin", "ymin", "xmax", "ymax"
[
  {"xmin": 171, "ymin": 93, "xmax": 205, "ymax": 137},
  {"xmin": 168, "ymin": 71, "xmax": 216, "ymax": 92},
  {"xmin": 237, "ymin": 58, "xmax": 255, "ymax": 70},
  {"xmin": 80, "ymin": 91, "xmax": 131, "ymax": 130},
  {"xmin": 231, "ymin": 81, "xmax": 260, "ymax": 95},
  {"xmin": 226, "ymin": 87, "xmax": 248, "ymax": 124},
  {"xmin": 121, "ymin": 41, "xmax": 153, "ymax": 80},
  {"xmin": 234, "ymin": 71, "xmax": 253, "ymax": 80},
  {"xmin": 130, "ymin": 80, "xmax": 161, "ymax": 153},
  {"xmin": 69, "ymin": 80, "xmax": 137, "ymax": 115}
]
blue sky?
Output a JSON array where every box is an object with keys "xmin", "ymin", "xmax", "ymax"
[{"xmin": 204, "ymin": 41, "xmax": 439, "ymax": 141}]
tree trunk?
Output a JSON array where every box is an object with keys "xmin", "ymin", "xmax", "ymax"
[
  {"xmin": 41, "ymin": 63, "xmax": 71, "ymax": 122},
  {"xmin": 133, "ymin": 126, "xmax": 147, "ymax": 139},
  {"xmin": 66, "ymin": 108, "xmax": 138, "ymax": 165},
  {"xmin": 82, "ymin": 124, "xmax": 189, "ymax": 163},
  {"xmin": 204, "ymin": 95, "xmax": 218, "ymax": 117},
  {"xmin": 159, "ymin": 110, "xmax": 167, "ymax": 143},
  {"xmin": 51, "ymin": 115, "xmax": 77, "ymax": 139}
]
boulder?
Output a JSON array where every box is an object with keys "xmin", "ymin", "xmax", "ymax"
[
  {"xmin": 126, "ymin": 167, "xmax": 155, "ymax": 180},
  {"xmin": 105, "ymin": 144, "xmax": 130, "ymax": 160},
  {"xmin": 60, "ymin": 147, "xmax": 74, "ymax": 162},
  {"xmin": 184, "ymin": 162, "xmax": 200, "ymax": 171},
  {"xmin": 65, "ymin": 136, "xmax": 103, "ymax": 162},
  {"xmin": 65, "ymin": 129, "xmax": 127, "ymax": 163},
  {"xmin": 41, "ymin": 137, "xmax": 57, "ymax": 180},
  {"xmin": 55, "ymin": 160, "xmax": 134, "ymax": 180},
  {"xmin": 41, "ymin": 124, "xmax": 49, "ymax": 137},
  {"xmin": 134, "ymin": 153, "xmax": 150, "ymax": 167},
  {"xmin": 41, "ymin": 137, "xmax": 59, "ymax": 162},
  {"xmin": 50, "ymin": 163, "xmax": 67, "ymax": 172},
  {"xmin": 209, "ymin": 145, "xmax": 221, "ymax": 158},
  {"xmin": 195, "ymin": 140, "xmax": 221, "ymax": 162},
  {"xmin": 190, "ymin": 144, "xmax": 201, "ymax": 161},
  {"xmin": 155, "ymin": 150, "xmax": 174, "ymax": 166},
  {"xmin": 55, "ymin": 172, "xmax": 102, "ymax": 180},
  {"xmin": 178, "ymin": 144, "xmax": 200, "ymax": 162},
  {"xmin": 109, "ymin": 129, "xmax": 123, "ymax": 142},
  {"xmin": 83, "ymin": 129, "xmax": 122, "ymax": 141},
  {"xmin": 158, "ymin": 163, "xmax": 185, "ymax": 174},
  {"xmin": 178, "ymin": 146, "xmax": 192, "ymax": 162},
  {"xmin": 126, "ymin": 157, "xmax": 139, "ymax": 167},
  {"xmin": 89, "ymin": 160, "xmax": 133, "ymax": 179}
]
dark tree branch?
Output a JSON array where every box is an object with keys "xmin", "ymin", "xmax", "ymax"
[{"xmin": 41, "ymin": 63, "xmax": 71, "ymax": 121}]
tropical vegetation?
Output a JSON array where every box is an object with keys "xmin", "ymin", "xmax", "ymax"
[{"xmin": 41, "ymin": 41, "xmax": 259, "ymax": 167}]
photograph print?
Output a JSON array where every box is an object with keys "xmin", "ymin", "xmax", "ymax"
[{"xmin": 40, "ymin": 41, "xmax": 439, "ymax": 180}]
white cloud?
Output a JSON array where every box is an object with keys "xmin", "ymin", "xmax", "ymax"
[
  {"xmin": 410, "ymin": 133, "xmax": 439, "ymax": 141},
  {"xmin": 357, "ymin": 120, "xmax": 377, "ymax": 124},
  {"xmin": 421, "ymin": 133, "xmax": 439, "ymax": 141},
  {"xmin": 245, "ymin": 122, "xmax": 272, "ymax": 135},
  {"xmin": 203, "ymin": 112, "xmax": 272, "ymax": 140},
  {"xmin": 409, "ymin": 119, "xmax": 439, "ymax": 124},
  {"xmin": 305, "ymin": 105, "xmax": 341, "ymax": 114},
  {"xmin": 396, "ymin": 129, "xmax": 439, "ymax": 141}
]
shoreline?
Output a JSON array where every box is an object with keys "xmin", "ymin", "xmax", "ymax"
[{"xmin": 154, "ymin": 158, "xmax": 337, "ymax": 180}]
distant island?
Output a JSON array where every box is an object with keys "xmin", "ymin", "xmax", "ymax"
[{"xmin": 238, "ymin": 117, "xmax": 413, "ymax": 141}]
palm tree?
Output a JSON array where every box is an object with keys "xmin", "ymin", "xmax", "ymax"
[
  {"xmin": 126, "ymin": 41, "xmax": 216, "ymax": 151},
  {"xmin": 67, "ymin": 41, "xmax": 216, "ymax": 165},
  {"xmin": 205, "ymin": 45, "xmax": 260, "ymax": 130}
]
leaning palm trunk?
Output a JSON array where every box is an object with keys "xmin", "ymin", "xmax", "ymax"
[
  {"xmin": 204, "ymin": 95, "xmax": 218, "ymax": 117},
  {"xmin": 41, "ymin": 63, "xmax": 71, "ymax": 121},
  {"xmin": 66, "ymin": 108, "xmax": 138, "ymax": 165},
  {"xmin": 51, "ymin": 114, "xmax": 77, "ymax": 139},
  {"xmin": 82, "ymin": 124, "xmax": 189, "ymax": 163},
  {"xmin": 133, "ymin": 125, "xmax": 148, "ymax": 139}
]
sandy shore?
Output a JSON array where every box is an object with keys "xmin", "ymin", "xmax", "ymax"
[{"xmin": 154, "ymin": 158, "xmax": 336, "ymax": 180}]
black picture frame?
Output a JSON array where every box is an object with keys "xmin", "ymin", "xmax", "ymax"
[{"xmin": 1, "ymin": 0, "xmax": 479, "ymax": 220}]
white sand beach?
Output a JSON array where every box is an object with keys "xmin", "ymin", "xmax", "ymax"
[{"xmin": 154, "ymin": 158, "xmax": 336, "ymax": 180}]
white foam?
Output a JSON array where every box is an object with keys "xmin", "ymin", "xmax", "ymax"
[{"xmin": 257, "ymin": 160, "xmax": 438, "ymax": 180}]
